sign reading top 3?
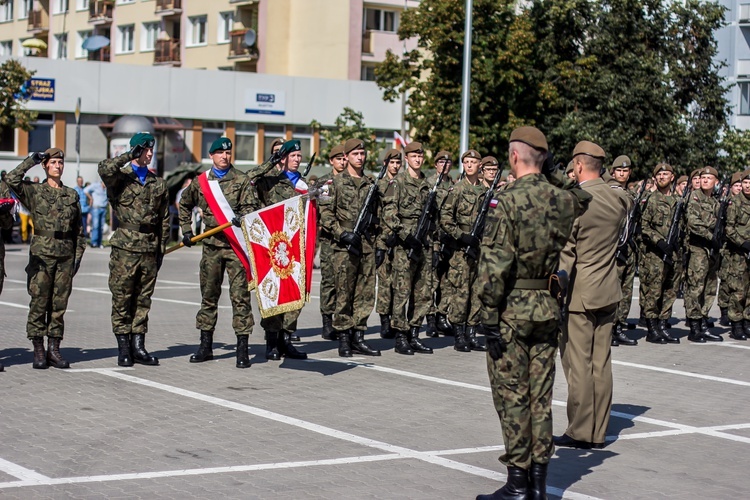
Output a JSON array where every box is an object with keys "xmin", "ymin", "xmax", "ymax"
[
  {"xmin": 29, "ymin": 78, "xmax": 56, "ymax": 101},
  {"xmin": 245, "ymin": 89, "xmax": 285, "ymax": 116}
]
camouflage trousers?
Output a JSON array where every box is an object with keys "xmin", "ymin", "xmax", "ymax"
[
  {"xmin": 109, "ymin": 247, "xmax": 157, "ymax": 335},
  {"xmin": 684, "ymin": 246, "xmax": 717, "ymax": 320},
  {"xmin": 717, "ymin": 250, "xmax": 730, "ymax": 309},
  {"xmin": 723, "ymin": 252, "xmax": 750, "ymax": 322},
  {"xmin": 390, "ymin": 247, "xmax": 431, "ymax": 331},
  {"xmin": 331, "ymin": 249, "xmax": 375, "ymax": 332},
  {"xmin": 444, "ymin": 251, "xmax": 478, "ymax": 325},
  {"xmin": 487, "ymin": 318, "xmax": 558, "ymax": 468},
  {"xmin": 614, "ymin": 250, "xmax": 636, "ymax": 325},
  {"xmin": 0, "ymin": 241, "xmax": 5, "ymax": 295},
  {"xmin": 375, "ymin": 250, "xmax": 394, "ymax": 316},
  {"xmin": 318, "ymin": 237, "xmax": 336, "ymax": 316},
  {"xmin": 639, "ymin": 249, "xmax": 682, "ymax": 320},
  {"xmin": 26, "ymin": 252, "xmax": 75, "ymax": 339},
  {"xmin": 197, "ymin": 244, "xmax": 254, "ymax": 336}
]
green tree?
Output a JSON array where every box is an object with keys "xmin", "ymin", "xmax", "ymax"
[
  {"xmin": 0, "ymin": 59, "xmax": 38, "ymax": 133},
  {"xmin": 312, "ymin": 107, "xmax": 385, "ymax": 171},
  {"xmin": 719, "ymin": 128, "xmax": 750, "ymax": 173}
]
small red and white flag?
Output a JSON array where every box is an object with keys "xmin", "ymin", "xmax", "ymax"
[
  {"xmin": 240, "ymin": 195, "xmax": 317, "ymax": 318},
  {"xmin": 394, "ymin": 131, "xmax": 408, "ymax": 149}
]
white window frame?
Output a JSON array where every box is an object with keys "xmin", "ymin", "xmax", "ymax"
[
  {"xmin": 0, "ymin": 1, "xmax": 14, "ymax": 23},
  {"xmin": 76, "ymin": 0, "xmax": 90, "ymax": 12},
  {"xmin": 141, "ymin": 21, "xmax": 159, "ymax": 52},
  {"xmin": 18, "ymin": 0, "xmax": 31, "ymax": 20},
  {"xmin": 740, "ymin": 82, "xmax": 750, "ymax": 116},
  {"xmin": 201, "ymin": 122, "xmax": 226, "ymax": 163},
  {"xmin": 52, "ymin": 32, "xmax": 68, "ymax": 59},
  {"xmin": 76, "ymin": 30, "xmax": 92, "ymax": 58},
  {"xmin": 117, "ymin": 24, "xmax": 135, "ymax": 54},
  {"xmin": 116, "ymin": 0, "xmax": 135, "ymax": 4},
  {"xmin": 218, "ymin": 11, "xmax": 233, "ymax": 44},
  {"xmin": 52, "ymin": 0, "xmax": 69, "ymax": 15},
  {"xmin": 0, "ymin": 40, "xmax": 12, "ymax": 57},
  {"xmin": 292, "ymin": 126, "xmax": 313, "ymax": 157},
  {"xmin": 187, "ymin": 15, "xmax": 207, "ymax": 47},
  {"xmin": 234, "ymin": 123, "xmax": 258, "ymax": 164},
  {"xmin": 363, "ymin": 8, "xmax": 398, "ymax": 33}
]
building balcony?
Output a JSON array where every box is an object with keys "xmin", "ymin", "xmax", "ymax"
[
  {"xmin": 361, "ymin": 29, "xmax": 417, "ymax": 63},
  {"xmin": 27, "ymin": 10, "xmax": 49, "ymax": 34},
  {"xmin": 155, "ymin": 0, "xmax": 182, "ymax": 16},
  {"xmin": 89, "ymin": 1, "xmax": 114, "ymax": 25},
  {"xmin": 154, "ymin": 39, "xmax": 181, "ymax": 66},
  {"xmin": 88, "ymin": 46, "xmax": 110, "ymax": 62},
  {"xmin": 228, "ymin": 29, "xmax": 259, "ymax": 60},
  {"xmin": 740, "ymin": 4, "xmax": 750, "ymax": 25}
]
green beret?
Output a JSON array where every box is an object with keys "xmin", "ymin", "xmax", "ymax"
[
  {"xmin": 209, "ymin": 137, "xmax": 232, "ymax": 154},
  {"xmin": 509, "ymin": 126, "xmax": 548, "ymax": 152},
  {"xmin": 279, "ymin": 140, "xmax": 301, "ymax": 157},
  {"xmin": 130, "ymin": 133, "xmax": 155, "ymax": 149}
]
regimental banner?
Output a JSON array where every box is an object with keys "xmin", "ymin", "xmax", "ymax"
[
  {"xmin": 244, "ymin": 89, "xmax": 286, "ymax": 116},
  {"xmin": 241, "ymin": 196, "xmax": 317, "ymax": 318}
]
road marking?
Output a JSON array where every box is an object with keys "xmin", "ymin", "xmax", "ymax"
[
  {"xmin": 0, "ymin": 300, "xmax": 28, "ymax": 310},
  {"xmin": 0, "ymin": 457, "xmax": 50, "ymax": 483},
  {"xmin": 701, "ymin": 342, "xmax": 750, "ymax": 351},
  {"xmin": 612, "ymin": 360, "xmax": 750, "ymax": 387}
]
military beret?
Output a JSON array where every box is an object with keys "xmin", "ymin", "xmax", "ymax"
[
  {"xmin": 565, "ymin": 161, "xmax": 574, "ymax": 174},
  {"xmin": 44, "ymin": 147, "xmax": 64, "ymax": 160},
  {"xmin": 481, "ymin": 156, "xmax": 499, "ymax": 167},
  {"xmin": 403, "ymin": 141, "xmax": 424, "ymax": 154},
  {"xmin": 270, "ymin": 138, "xmax": 284, "ymax": 151},
  {"xmin": 461, "ymin": 149, "xmax": 481, "ymax": 162},
  {"xmin": 328, "ymin": 144, "xmax": 345, "ymax": 159},
  {"xmin": 209, "ymin": 137, "xmax": 232, "ymax": 154},
  {"xmin": 434, "ymin": 150, "xmax": 451, "ymax": 162},
  {"xmin": 698, "ymin": 166, "xmax": 719, "ymax": 178},
  {"xmin": 689, "ymin": 168, "xmax": 701, "ymax": 180},
  {"xmin": 653, "ymin": 163, "xmax": 674, "ymax": 176},
  {"xmin": 130, "ymin": 132, "xmax": 155, "ymax": 149},
  {"xmin": 742, "ymin": 169, "xmax": 750, "ymax": 181},
  {"xmin": 572, "ymin": 141, "xmax": 606, "ymax": 160},
  {"xmin": 731, "ymin": 172, "xmax": 743, "ymax": 185},
  {"xmin": 384, "ymin": 149, "xmax": 402, "ymax": 163},
  {"xmin": 676, "ymin": 175, "xmax": 688, "ymax": 185},
  {"xmin": 509, "ymin": 126, "xmax": 548, "ymax": 152},
  {"xmin": 279, "ymin": 140, "xmax": 301, "ymax": 157},
  {"xmin": 344, "ymin": 138, "xmax": 365, "ymax": 154},
  {"xmin": 611, "ymin": 155, "xmax": 632, "ymax": 169}
]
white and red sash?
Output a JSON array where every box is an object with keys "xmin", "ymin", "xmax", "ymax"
[{"xmin": 198, "ymin": 171, "xmax": 253, "ymax": 281}]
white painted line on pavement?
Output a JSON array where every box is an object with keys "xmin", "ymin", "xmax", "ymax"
[
  {"xmin": 67, "ymin": 367, "xmax": 135, "ymax": 373},
  {"xmin": 701, "ymin": 342, "xmax": 750, "ymax": 351},
  {"xmin": 0, "ymin": 300, "xmax": 28, "ymax": 310},
  {"xmin": 428, "ymin": 445, "xmax": 504, "ymax": 455},
  {"xmin": 612, "ymin": 360, "xmax": 750, "ymax": 387},
  {"xmin": 0, "ymin": 457, "xmax": 50, "ymax": 483}
]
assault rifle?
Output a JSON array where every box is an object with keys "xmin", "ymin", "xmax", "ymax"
[
  {"xmin": 408, "ymin": 171, "xmax": 445, "ymax": 261},
  {"xmin": 709, "ymin": 176, "xmax": 731, "ymax": 266},
  {"xmin": 347, "ymin": 158, "xmax": 388, "ymax": 256},
  {"xmin": 464, "ymin": 168, "xmax": 501, "ymax": 261},
  {"xmin": 615, "ymin": 179, "xmax": 648, "ymax": 263},
  {"xmin": 662, "ymin": 185, "xmax": 691, "ymax": 265}
]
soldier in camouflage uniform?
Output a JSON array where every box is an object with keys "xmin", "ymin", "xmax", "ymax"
[
  {"xmin": 684, "ymin": 166, "xmax": 724, "ymax": 342},
  {"xmin": 381, "ymin": 141, "xmax": 434, "ymax": 355},
  {"xmin": 100, "ymin": 133, "xmax": 170, "ymax": 367},
  {"xmin": 0, "ymin": 181, "xmax": 16, "ymax": 372},
  {"xmin": 607, "ymin": 155, "xmax": 639, "ymax": 346},
  {"xmin": 439, "ymin": 149, "xmax": 487, "ymax": 352},
  {"xmin": 317, "ymin": 144, "xmax": 347, "ymax": 340},
  {"xmin": 724, "ymin": 169, "xmax": 750, "ymax": 340},
  {"xmin": 179, "ymin": 137, "xmax": 259, "ymax": 368},
  {"xmin": 475, "ymin": 127, "xmax": 591, "ymax": 500},
  {"xmin": 717, "ymin": 172, "xmax": 743, "ymax": 326},
  {"xmin": 6, "ymin": 149, "xmax": 86, "ymax": 369},
  {"xmin": 318, "ymin": 139, "xmax": 381, "ymax": 357},
  {"xmin": 375, "ymin": 149, "xmax": 403, "ymax": 339},
  {"xmin": 638, "ymin": 163, "xmax": 682, "ymax": 344}
]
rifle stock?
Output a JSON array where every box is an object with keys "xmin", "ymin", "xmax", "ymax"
[
  {"xmin": 407, "ymin": 171, "xmax": 445, "ymax": 261},
  {"xmin": 347, "ymin": 159, "xmax": 388, "ymax": 256},
  {"xmin": 464, "ymin": 168, "xmax": 501, "ymax": 260}
]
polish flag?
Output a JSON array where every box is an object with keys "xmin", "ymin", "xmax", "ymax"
[{"xmin": 394, "ymin": 131, "xmax": 408, "ymax": 149}]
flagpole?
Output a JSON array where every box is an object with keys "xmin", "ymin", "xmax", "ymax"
[
  {"xmin": 459, "ymin": 0, "xmax": 473, "ymax": 172},
  {"xmin": 164, "ymin": 222, "xmax": 233, "ymax": 255}
]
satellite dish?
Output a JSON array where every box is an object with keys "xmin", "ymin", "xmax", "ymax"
[{"xmin": 244, "ymin": 29, "xmax": 256, "ymax": 47}]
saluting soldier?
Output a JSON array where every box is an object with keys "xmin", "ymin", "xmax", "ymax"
[
  {"xmin": 0, "ymin": 181, "xmax": 17, "ymax": 371},
  {"xmin": 718, "ymin": 171, "xmax": 744, "ymax": 326},
  {"xmin": 475, "ymin": 127, "xmax": 591, "ymax": 500},
  {"xmin": 318, "ymin": 139, "xmax": 381, "ymax": 357},
  {"xmin": 381, "ymin": 141, "xmax": 434, "ymax": 355},
  {"xmin": 100, "ymin": 133, "xmax": 170, "ymax": 367},
  {"xmin": 6, "ymin": 149, "xmax": 86, "ymax": 369},
  {"xmin": 724, "ymin": 169, "xmax": 750, "ymax": 340},
  {"xmin": 179, "ymin": 137, "xmax": 260, "ymax": 368}
]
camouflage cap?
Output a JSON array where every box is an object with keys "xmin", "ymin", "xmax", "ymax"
[
  {"xmin": 434, "ymin": 150, "xmax": 451, "ymax": 162},
  {"xmin": 130, "ymin": 132, "xmax": 155, "ymax": 149},
  {"xmin": 209, "ymin": 137, "xmax": 232, "ymax": 154},
  {"xmin": 699, "ymin": 166, "xmax": 719, "ymax": 178},
  {"xmin": 328, "ymin": 144, "xmax": 345, "ymax": 159},
  {"xmin": 403, "ymin": 141, "xmax": 424, "ymax": 154},
  {"xmin": 572, "ymin": 141, "xmax": 606, "ymax": 160},
  {"xmin": 731, "ymin": 171, "xmax": 743, "ymax": 185},
  {"xmin": 384, "ymin": 148, "xmax": 402, "ymax": 162},
  {"xmin": 611, "ymin": 155, "xmax": 632, "ymax": 169},
  {"xmin": 344, "ymin": 138, "xmax": 365, "ymax": 154},
  {"xmin": 509, "ymin": 126, "xmax": 548, "ymax": 152},
  {"xmin": 461, "ymin": 149, "xmax": 481, "ymax": 162},
  {"xmin": 44, "ymin": 148, "xmax": 64, "ymax": 160},
  {"xmin": 653, "ymin": 163, "xmax": 674, "ymax": 176},
  {"xmin": 481, "ymin": 156, "xmax": 499, "ymax": 168},
  {"xmin": 676, "ymin": 175, "xmax": 688, "ymax": 185}
]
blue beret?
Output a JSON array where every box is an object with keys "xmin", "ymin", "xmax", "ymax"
[{"xmin": 209, "ymin": 137, "xmax": 233, "ymax": 154}]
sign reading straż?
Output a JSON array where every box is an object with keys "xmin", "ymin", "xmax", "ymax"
[
  {"xmin": 29, "ymin": 78, "xmax": 55, "ymax": 101},
  {"xmin": 245, "ymin": 89, "xmax": 285, "ymax": 116}
]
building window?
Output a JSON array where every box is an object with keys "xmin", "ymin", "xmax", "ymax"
[
  {"xmin": 263, "ymin": 124, "xmax": 286, "ymax": 159},
  {"xmin": 19, "ymin": 38, "xmax": 33, "ymax": 56},
  {"xmin": 117, "ymin": 24, "xmax": 135, "ymax": 53},
  {"xmin": 363, "ymin": 8, "xmax": 398, "ymax": 32},
  {"xmin": 740, "ymin": 82, "xmax": 750, "ymax": 116},
  {"xmin": 292, "ymin": 126, "xmax": 313, "ymax": 157},
  {"xmin": 141, "ymin": 22, "xmax": 159, "ymax": 51},
  {"xmin": 0, "ymin": 40, "xmax": 12, "ymax": 57},
  {"xmin": 116, "ymin": 0, "xmax": 135, "ymax": 4},
  {"xmin": 53, "ymin": 33, "xmax": 68, "ymax": 59},
  {"xmin": 741, "ymin": 4, "xmax": 750, "ymax": 22},
  {"xmin": 18, "ymin": 0, "xmax": 31, "ymax": 19},
  {"xmin": 0, "ymin": 1, "xmax": 13, "ymax": 22},
  {"xmin": 53, "ymin": 0, "xmax": 69, "ymax": 15},
  {"xmin": 29, "ymin": 114, "xmax": 54, "ymax": 153},
  {"xmin": 361, "ymin": 64, "xmax": 377, "ymax": 81},
  {"xmin": 0, "ymin": 125, "xmax": 13, "ymax": 152},
  {"xmin": 218, "ymin": 11, "xmax": 233, "ymax": 44},
  {"xmin": 76, "ymin": 30, "xmax": 91, "ymax": 58},
  {"xmin": 188, "ymin": 15, "xmax": 207, "ymax": 47},
  {"xmin": 202, "ymin": 122, "xmax": 225, "ymax": 161},
  {"xmin": 235, "ymin": 123, "xmax": 257, "ymax": 163},
  {"xmin": 77, "ymin": 0, "xmax": 90, "ymax": 11}
]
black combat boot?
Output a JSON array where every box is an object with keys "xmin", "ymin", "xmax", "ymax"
[
  {"xmin": 425, "ymin": 314, "xmax": 439, "ymax": 338},
  {"xmin": 687, "ymin": 319, "xmax": 706, "ymax": 343},
  {"xmin": 720, "ymin": 307, "xmax": 730, "ymax": 327},
  {"xmin": 132, "ymin": 334, "xmax": 159, "ymax": 365},
  {"xmin": 744, "ymin": 319, "xmax": 750, "ymax": 338},
  {"xmin": 701, "ymin": 318, "xmax": 723, "ymax": 342},
  {"xmin": 528, "ymin": 462, "xmax": 548, "ymax": 500},
  {"xmin": 408, "ymin": 326, "xmax": 433, "ymax": 354},
  {"xmin": 700, "ymin": 317, "xmax": 709, "ymax": 333},
  {"xmin": 351, "ymin": 330, "xmax": 381, "ymax": 356},
  {"xmin": 467, "ymin": 325, "xmax": 487, "ymax": 351},
  {"xmin": 190, "ymin": 330, "xmax": 214, "ymax": 363},
  {"xmin": 265, "ymin": 331, "xmax": 281, "ymax": 360},
  {"xmin": 730, "ymin": 321, "xmax": 748, "ymax": 341},
  {"xmin": 235, "ymin": 335, "xmax": 251, "ymax": 368},
  {"xmin": 321, "ymin": 314, "xmax": 336, "ymax": 340},
  {"xmin": 338, "ymin": 329, "xmax": 353, "ymax": 357},
  {"xmin": 476, "ymin": 466, "xmax": 529, "ymax": 500},
  {"xmin": 278, "ymin": 331, "xmax": 307, "ymax": 359},
  {"xmin": 613, "ymin": 323, "xmax": 637, "ymax": 346},
  {"xmin": 115, "ymin": 334, "xmax": 133, "ymax": 367},
  {"xmin": 32, "ymin": 337, "xmax": 47, "ymax": 369},
  {"xmin": 380, "ymin": 314, "xmax": 394, "ymax": 339},
  {"xmin": 645, "ymin": 319, "xmax": 666, "ymax": 344},
  {"xmin": 611, "ymin": 324, "xmax": 620, "ymax": 347},
  {"xmin": 46, "ymin": 337, "xmax": 70, "ymax": 369},
  {"xmin": 0, "ymin": 361, "xmax": 3, "ymax": 372},
  {"xmin": 289, "ymin": 332, "xmax": 301, "ymax": 342},
  {"xmin": 658, "ymin": 319, "xmax": 680, "ymax": 344},
  {"xmin": 453, "ymin": 324, "xmax": 471, "ymax": 352},
  {"xmin": 638, "ymin": 312, "xmax": 647, "ymax": 328},
  {"xmin": 394, "ymin": 330, "xmax": 414, "ymax": 355},
  {"xmin": 436, "ymin": 313, "xmax": 453, "ymax": 335}
]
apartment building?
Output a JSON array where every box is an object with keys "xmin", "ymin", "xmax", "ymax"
[{"xmin": 717, "ymin": 1, "xmax": 750, "ymax": 130}]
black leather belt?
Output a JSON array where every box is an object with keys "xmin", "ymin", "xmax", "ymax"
[
  {"xmin": 119, "ymin": 222, "xmax": 156, "ymax": 234},
  {"xmin": 34, "ymin": 229, "xmax": 74, "ymax": 240}
]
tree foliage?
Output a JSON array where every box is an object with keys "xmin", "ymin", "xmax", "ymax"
[
  {"xmin": 0, "ymin": 59, "xmax": 38, "ymax": 132},
  {"xmin": 312, "ymin": 107, "xmax": 385, "ymax": 171},
  {"xmin": 719, "ymin": 128, "xmax": 750, "ymax": 173}
]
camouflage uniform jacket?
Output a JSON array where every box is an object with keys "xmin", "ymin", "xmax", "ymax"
[
  {"xmin": 685, "ymin": 189, "xmax": 718, "ymax": 247},
  {"xmin": 382, "ymin": 170, "xmax": 429, "ymax": 242},
  {"xmin": 476, "ymin": 174, "xmax": 590, "ymax": 326},
  {"xmin": 319, "ymin": 171, "xmax": 379, "ymax": 255},
  {"xmin": 6, "ymin": 157, "xmax": 85, "ymax": 260},
  {"xmin": 427, "ymin": 172, "xmax": 453, "ymax": 243},
  {"xmin": 376, "ymin": 175, "xmax": 395, "ymax": 249},
  {"xmin": 640, "ymin": 190, "xmax": 678, "ymax": 247},
  {"xmin": 99, "ymin": 153, "xmax": 170, "ymax": 253},
  {"xmin": 725, "ymin": 192, "xmax": 750, "ymax": 251},
  {"xmin": 440, "ymin": 178, "xmax": 486, "ymax": 244},
  {"xmin": 316, "ymin": 172, "xmax": 334, "ymax": 238},
  {"xmin": 0, "ymin": 181, "xmax": 13, "ymax": 230},
  {"xmin": 178, "ymin": 165, "xmax": 259, "ymax": 248},
  {"xmin": 252, "ymin": 167, "xmax": 301, "ymax": 207}
]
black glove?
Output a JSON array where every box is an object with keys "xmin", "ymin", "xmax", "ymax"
[
  {"xmin": 460, "ymin": 232, "xmax": 480, "ymax": 249},
  {"xmin": 385, "ymin": 233, "xmax": 399, "ymax": 248},
  {"xmin": 339, "ymin": 231, "xmax": 361, "ymax": 250},
  {"xmin": 231, "ymin": 216, "xmax": 242, "ymax": 228},
  {"xmin": 375, "ymin": 249, "xmax": 386, "ymax": 268},
  {"xmin": 432, "ymin": 250, "xmax": 440, "ymax": 269},
  {"xmin": 710, "ymin": 237, "xmax": 721, "ymax": 252},
  {"xmin": 156, "ymin": 253, "xmax": 164, "ymax": 271},
  {"xmin": 182, "ymin": 231, "xmax": 195, "ymax": 247},
  {"xmin": 741, "ymin": 241, "xmax": 750, "ymax": 253},
  {"xmin": 269, "ymin": 150, "xmax": 283, "ymax": 166},
  {"xmin": 404, "ymin": 234, "xmax": 422, "ymax": 252},
  {"xmin": 656, "ymin": 239, "xmax": 672, "ymax": 255},
  {"xmin": 31, "ymin": 151, "xmax": 49, "ymax": 165},
  {"xmin": 481, "ymin": 324, "xmax": 506, "ymax": 361},
  {"xmin": 73, "ymin": 259, "xmax": 81, "ymax": 277},
  {"xmin": 130, "ymin": 143, "xmax": 145, "ymax": 161}
]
